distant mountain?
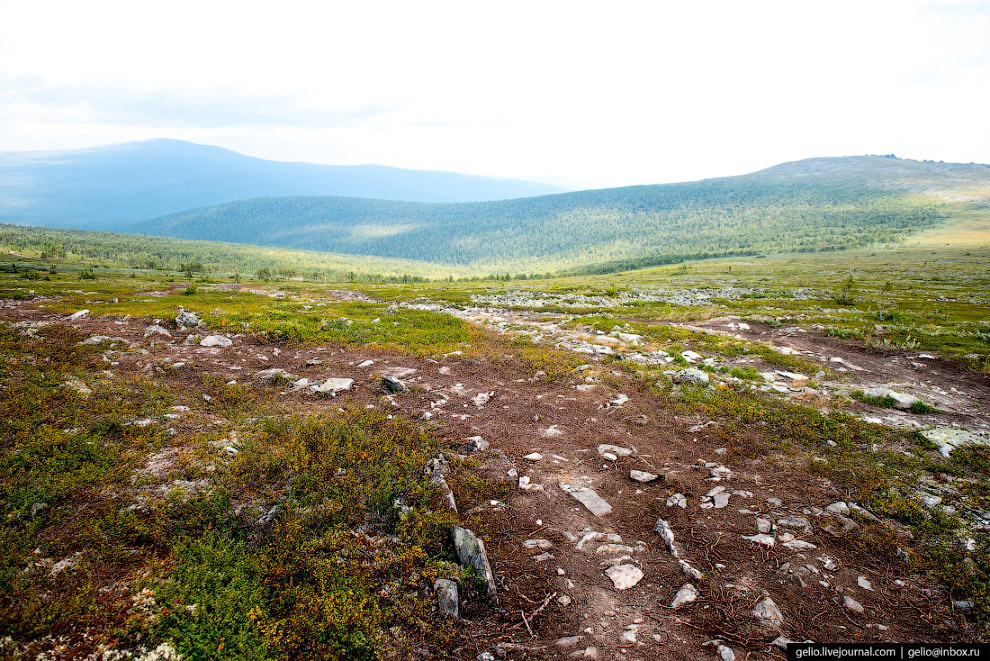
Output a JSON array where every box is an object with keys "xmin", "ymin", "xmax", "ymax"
[
  {"xmin": 124, "ymin": 156, "xmax": 988, "ymax": 273},
  {"xmin": 0, "ymin": 139, "xmax": 566, "ymax": 226}
]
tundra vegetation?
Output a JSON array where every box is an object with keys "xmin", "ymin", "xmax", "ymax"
[{"xmin": 0, "ymin": 203, "xmax": 988, "ymax": 658}]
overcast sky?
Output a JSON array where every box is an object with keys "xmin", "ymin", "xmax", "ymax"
[{"xmin": 1, "ymin": 0, "xmax": 988, "ymax": 188}]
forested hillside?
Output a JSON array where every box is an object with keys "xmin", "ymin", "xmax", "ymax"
[
  {"xmin": 127, "ymin": 156, "xmax": 961, "ymax": 272},
  {"xmin": 0, "ymin": 139, "xmax": 564, "ymax": 227}
]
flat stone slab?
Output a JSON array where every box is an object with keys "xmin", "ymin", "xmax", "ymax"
[
  {"xmin": 312, "ymin": 377, "xmax": 354, "ymax": 395},
  {"xmin": 630, "ymin": 470, "xmax": 659, "ymax": 483},
  {"xmin": 605, "ymin": 564, "xmax": 643, "ymax": 590},
  {"xmin": 922, "ymin": 427, "xmax": 986, "ymax": 457},
  {"xmin": 200, "ymin": 335, "xmax": 232, "ymax": 348},
  {"xmin": 560, "ymin": 483, "xmax": 612, "ymax": 517}
]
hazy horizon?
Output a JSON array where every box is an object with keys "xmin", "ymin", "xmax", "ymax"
[{"xmin": 2, "ymin": 0, "xmax": 988, "ymax": 188}]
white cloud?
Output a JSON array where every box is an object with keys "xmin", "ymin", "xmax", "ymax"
[{"xmin": 1, "ymin": 0, "xmax": 988, "ymax": 187}]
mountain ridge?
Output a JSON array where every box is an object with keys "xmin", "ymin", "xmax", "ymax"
[
  {"xmin": 117, "ymin": 155, "xmax": 986, "ymax": 273},
  {"xmin": 0, "ymin": 138, "xmax": 567, "ymax": 226}
]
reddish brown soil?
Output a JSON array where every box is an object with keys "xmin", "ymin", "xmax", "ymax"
[{"xmin": 1, "ymin": 302, "xmax": 978, "ymax": 660}]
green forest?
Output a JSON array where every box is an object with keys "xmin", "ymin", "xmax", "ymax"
[{"xmin": 130, "ymin": 177, "xmax": 942, "ymax": 273}]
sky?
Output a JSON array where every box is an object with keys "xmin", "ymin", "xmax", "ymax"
[{"xmin": 1, "ymin": 0, "xmax": 988, "ymax": 188}]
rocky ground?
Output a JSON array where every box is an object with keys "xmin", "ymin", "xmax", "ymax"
[{"xmin": 2, "ymin": 293, "xmax": 988, "ymax": 660}]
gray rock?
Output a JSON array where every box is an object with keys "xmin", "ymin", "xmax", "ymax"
[
  {"xmin": 671, "ymin": 583, "xmax": 697, "ymax": 608},
  {"xmin": 753, "ymin": 597, "xmax": 784, "ymax": 628},
  {"xmin": 175, "ymin": 308, "xmax": 201, "ymax": 328},
  {"xmin": 522, "ymin": 539, "xmax": 553, "ymax": 552},
  {"xmin": 712, "ymin": 492, "xmax": 731, "ymax": 509},
  {"xmin": 256, "ymin": 368, "xmax": 294, "ymax": 382},
  {"xmin": 777, "ymin": 516, "xmax": 811, "ymax": 532},
  {"xmin": 200, "ymin": 335, "xmax": 232, "ymax": 348},
  {"xmin": 717, "ymin": 644, "xmax": 736, "ymax": 661},
  {"xmin": 630, "ymin": 470, "xmax": 659, "ymax": 483},
  {"xmin": 605, "ymin": 564, "xmax": 644, "ymax": 590},
  {"xmin": 560, "ymin": 483, "xmax": 612, "ymax": 517},
  {"xmin": 557, "ymin": 636, "xmax": 584, "ymax": 650},
  {"xmin": 312, "ymin": 377, "xmax": 354, "ymax": 395},
  {"xmin": 452, "ymin": 526, "xmax": 497, "ymax": 595},
  {"xmin": 434, "ymin": 578, "xmax": 458, "ymax": 617},
  {"xmin": 144, "ymin": 324, "xmax": 171, "ymax": 338},
  {"xmin": 843, "ymin": 595, "xmax": 864, "ymax": 614},
  {"xmin": 742, "ymin": 533, "xmax": 775, "ymax": 547},
  {"xmin": 462, "ymin": 436, "xmax": 489, "ymax": 452},
  {"xmin": 674, "ymin": 368, "xmax": 710, "ymax": 385},
  {"xmin": 68, "ymin": 309, "xmax": 90, "ymax": 320},
  {"xmin": 380, "ymin": 374, "xmax": 408, "ymax": 393},
  {"xmin": 864, "ymin": 387, "xmax": 920, "ymax": 410},
  {"xmin": 598, "ymin": 444, "xmax": 634, "ymax": 458}
]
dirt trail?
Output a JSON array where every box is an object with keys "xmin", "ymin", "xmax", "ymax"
[{"xmin": 2, "ymin": 301, "xmax": 983, "ymax": 659}]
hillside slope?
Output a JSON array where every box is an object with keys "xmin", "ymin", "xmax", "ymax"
[
  {"xmin": 0, "ymin": 139, "xmax": 565, "ymax": 226},
  {"xmin": 124, "ymin": 156, "xmax": 987, "ymax": 272}
]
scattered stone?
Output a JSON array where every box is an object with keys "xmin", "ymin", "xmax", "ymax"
[
  {"xmin": 954, "ymin": 600, "xmax": 975, "ymax": 611},
  {"xmin": 630, "ymin": 470, "xmax": 659, "ymax": 483},
  {"xmin": 666, "ymin": 493, "xmax": 687, "ymax": 508},
  {"xmin": 380, "ymin": 375, "xmax": 408, "ymax": 394},
  {"xmin": 462, "ymin": 436, "xmax": 489, "ymax": 452},
  {"xmin": 710, "ymin": 465, "xmax": 732, "ymax": 480},
  {"xmin": 753, "ymin": 597, "xmax": 784, "ymax": 628},
  {"xmin": 256, "ymin": 368, "xmax": 294, "ymax": 382},
  {"xmin": 922, "ymin": 428, "xmax": 985, "ymax": 458},
  {"xmin": 655, "ymin": 517, "xmax": 679, "ymax": 556},
  {"xmin": 783, "ymin": 539, "xmax": 817, "ymax": 551},
  {"xmin": 671, "ymin": 583, "xmax": 698, "ymax": 608},
  {"xmin": 858, "ymin": 576, "xmax": 873, "ymax": 591},
  {"xmin": 864, "ymin": 387, "xmax": 920, "ymax": 410},
  {"xmin": 716, "ymin": 644, "xmax": 736, "ymax": 661},
  {"xmin": 144, "ymin": 324, "xmax": 171, "ymax": 338},
  {"xmin": 523, "ymin": 539, "xmax": 553, "ymax": 552},
  {"xmin": 434, "ymin": 579, "xmax": 458, "ymax": 617},
  {"xmin": 524, "ymin": 452, "xmax": 543, "ymax": 462},
  {"xmin": 68, "ymin": 309, "xmax": 90, "ymax": 320},
  {"xmin": 200, "ymin": 335, "xmax": 232, "ymax": 348},
  {"xmin": 757, "ymin": 518, "xmax": 772, "ymax": 533},
  {"xmin": 471, "ymin": 391, "xmax": 492, "ymax": 408},
  {"xmin": 598, "ymin": 443, "xmax": 633, "ymax": 458},
  {"xmin": 777, "ymin": 516, "xmax": 811, "ymax": 532},
  {"xmin": 608, "ymin": 393, "xmax": 629, "ymax": 408},
  {"xmin": 541, "ymin": 424, "xmax": 564, "ymax": 437},
  {"xmin": 767, "ymin": 497, "xmax": 782, "ymax": 507},
  {"xmin": 560, "ymin": 483, "xmax": 612, "ymax": 517},
  {"xmin": 674, "ymin": 368, "xmax": 709, "ymax": 385},
  {"xmin": 312, "ymin": 377, "xmax": 354, "ymax": 395},
  {"xmin": 557, "ymin": 636, "xmax": 584, "ymax": 650},
  {"xmin": 605, "ymin": 564, "xmax": 644, "ymax": 590},
  {"xmin": 825, "ymin": 501, "xmax": 849, "ymax": 516},
  {"xmin": 175, "ymin": 309, "xmax": 201, "ymax": 327},
  {"xmin": 843, "ymin": 595, "xmax": 865, "ymax": 614},
  {"xmin": 679, "ymin": 559, "xmax": 703, "ymax": 580},
  {"xmin": 452, "ymin": 527, "xmax": 497, "ymax": 595},
  {"xmin": 713, "ymin": 492, "xmax": 731, "ymax": 509},
  {"xmin": 742, "ymin": 534, "xmax": 775, "ymax": 548}
]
